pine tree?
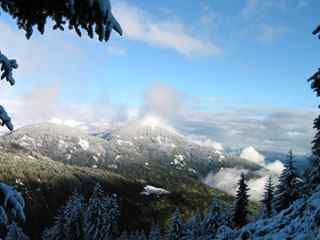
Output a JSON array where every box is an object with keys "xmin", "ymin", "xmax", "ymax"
[
  {"xmin": 308, "ymin": 64, "xmax": 320, "ymax": 191},
  {"xmin": 273, "ymin": 150, "xmax": 300, "ymax": 213},
  {"xmin": 232, "ymin": 173, "xmax": 250, "ymax": 228},
  {"xmin": 182, "ymin": 216, "xmax": 198, "ymax": 240},
  {"xmin": 167, "ymin": 209, "xmax": 183, "ymax": 240},
  {"xmin": 5, "ymin": 222, "xmax": 29, "ymax": 240},
  {"xmin": 84, "ymin": 183, "xmax": 120, "ymax": 240},
  {"xmin": 201, "ymin": 197, "xmax": 223, "ymax": 237},
  {"xmin": 149, "ymin": 224, "xmax": 161, "ymax": 240},
  {"xmin": 42, "ymin": 191, "xmax": 86, "ymax": 240},
  {"xmin": 260, "ymin": 177, "xmax": 274, "ymax": 218}
]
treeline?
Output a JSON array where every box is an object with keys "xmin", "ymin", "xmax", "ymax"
[{"xmin": 30, "ymin": 151, "xmax": 301, "ymax": 240}]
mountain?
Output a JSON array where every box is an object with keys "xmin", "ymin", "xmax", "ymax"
[
  {"xmin": 1, "ymin": 123, "xmax": 109, "ymax": 167},
  {"xmin": 2, "ymin": 122, "xmax": 262, "ymax": 179}
]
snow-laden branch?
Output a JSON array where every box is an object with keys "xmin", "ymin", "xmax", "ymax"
[
  {"xmin": 0, "ymin": 51, "xmax": 17, "ymax": 86},
  {"xmin": 0, "ymin": 183, "xmax": 26, "ymax": 223},
  {"xmin": 0, "ymin": 0, "xmax": 123, "ymax": 41}
]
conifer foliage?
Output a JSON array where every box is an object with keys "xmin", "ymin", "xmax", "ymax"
[
  {"xmin": 273, "ymin": 150, "xmax": 300, "ymax": 213},
  {"xmin": 167, "ymin": 209, "xmax": 183, "ymax": 240},
  {"xmin": 0, "ymin": 0, "xmax": 122, "ymax": 41},
  {"xmin": 308, "ymin": 30, "xmax": 320, "ymax": 190},
  {"xmin": 232, "ymin": 173, "xmax": 250, "ymax": 228},
  {"xmin": 43, "ymin": 184, "xmax": 120, "ymax": 240},
  {"xmin": 261, "ymin": 177, "xmax": 274, "ymax": 218}
]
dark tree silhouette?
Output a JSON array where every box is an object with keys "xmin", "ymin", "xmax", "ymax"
[
  {"xmin": 308, "ymin": 26, "xmax": 320, "ymax": 191},
  {"xmin": 273, "ymin": 150, "xmax": 300, "ymax": 213},
  {"xmin": 232, "ymin": 173, "xmax": 250, "ymax": 228},
  {"xmin": 261, "ymin": 176, "xmax": 274, "ymax": 218}
]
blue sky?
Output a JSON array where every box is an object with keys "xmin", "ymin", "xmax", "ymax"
[{"xmin": 0, "ymin": 0, "xmax": 318, "ymax": 153}]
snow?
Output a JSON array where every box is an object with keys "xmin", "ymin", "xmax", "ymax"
[
  {"xmin": 116, "ymin": 139, "xmax": 133, "ymax": 146},
  {"xmin": 108, "ymin": 164, "xmax": 118, "ymax": 169},
  {"xmin": 170, "ymin": 154, "xmax": 186, "ymax": 169},
  {"xmin": 156, "ymin": 136, "xmax": 162, "ymax": 145},
  {"xmin": 0, "ymin": 183, "xmax": 26, "ymax": 222},
  {"xmin": 18, "ymin": 135, "xmax": 36, "ymax": 148},
  {"xmin": 140, "ymin": 185, "xmax": 170, "ymax": 196},
  {"xmin": 216, "ymin": 190, "xmax": 320, "ymax": 239},
  {"xmin": 0, "ymin": 51, "xmax": 17, "ymax": 86},
  {"xmin": 58, "ymin": 139, "xmax": 69, "ymax": 149},
  {"xmin": 78, "ymin": 138, "xmax": 90, "ymax": 150},
  {"xmin": 49, "ymin": 118, "xmax": 83, "ymax": 128}
]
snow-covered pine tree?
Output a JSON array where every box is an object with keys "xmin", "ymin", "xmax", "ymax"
[
  {"xmin": 149, "ymin": 224, "xmax": 161, "ymax": 240},
  {"xmin": 42, "ymin": 191, "xmax": 86, "ymax": 240},
  {"xmin": 232, "ymin": 173, "xmax": 250, "ymax": 228},
  {"xmin": 260, "ymin": 176, "xmax": 274, "ymax": 218},
  {"xmin": 200, "ymin": 197, "xmax": 223, "ymax": 237},
  {"xmin": 308, "ymin": 43, "xmax": 320, "ymax": 191},
  {"xmin": 107, "ymin": 193, "xmax": 120, "ymax": 238},
  {"xmin": 84, "ymin": 183, "xmax": 119, "ymax": 240},
  {"xmin": 5, "ymin": 222, "xmax": 29, "ymax": 240},
  {"xmin": 273, "ymin": 150, "xmax": 300, "ymax": 213},
  {"xmin": 167, "ymin": 209, "xmax": 183, "ymax": 240}
]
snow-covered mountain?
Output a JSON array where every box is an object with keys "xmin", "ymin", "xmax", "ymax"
[{"xmin": 1, "ymin": 122, "xmax": 262, "ymax": 178}]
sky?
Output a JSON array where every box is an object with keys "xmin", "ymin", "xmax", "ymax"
[{"xmin": 0, "ymin": 0, "xmax": 319, "ymax": 154}]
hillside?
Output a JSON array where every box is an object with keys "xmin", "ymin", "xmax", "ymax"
[{"xmin": 0, "ymin": 141, "xmax": 234, "ymax": 239}]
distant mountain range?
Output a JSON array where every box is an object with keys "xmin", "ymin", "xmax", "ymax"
[{"xmin": 1, "ymin": 122, "xmax": 267, "ymax": 177}]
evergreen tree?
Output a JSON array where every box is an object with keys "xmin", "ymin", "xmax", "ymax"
[
  {"xmin": 84, "ymin": 183, "xmax": 120, "ymax": 240},
  {"xmin": 42, "ymin": 191, "xmax": 86, "ymax": 240},
  {"xmin": 167, "ymin": 209, "xmax": 183, "ymax": 240},
  {"xmin": 84, "ymin": 183, "xmax": 111, "ymax": 240},
  {"xmin": 201, "ymin": 197, "xmax": 223, "ymax": 237},
  {"xmin": 260, "ymin": 177, "xmax": 274, "ymax": 218},
  {"xmin": 5, "ymin": 222, "xmax": 29, "ymax": 240},
  {"xmin": 308, "ymin": 64, "xmax": 320, "ymax": 191},
  {"xmin": 182, "ymin": 216, "xmax": 198, "ymax": 240},
  {"xmin": 232, "ymin": 173, "xmax": 250, "ymax": 228},
  {"xmin": 107, "ymin": 193, "xmax": 120, "ymax": 237},
  {"xmin": 149, "ymin": 224, "xmax": 161, "ymax": 240},
  {"xmin": 273, "ymin": 151, "xmax": 300, "ymax": 213}
]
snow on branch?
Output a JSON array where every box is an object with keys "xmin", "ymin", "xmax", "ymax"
[
  {"xmin": 313, "ymin": 25, "xmax": 320, "ymax": 39},
  {"xmin": 0, "ymin": 0, "xmax": 123, "ymax": 42},
  {"xmin": 0, "ymin": 51, "xmax": 17, "ymax": 86},
  {"xmin": 0, "ymin": 183, "xmax": 26, "ymax": 223}
]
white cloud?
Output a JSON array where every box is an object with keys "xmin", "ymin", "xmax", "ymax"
[
  {"xmin": 113, "ymin": 1, "xmax": 222, "ymax": 56},
  {"xmin": 240, "ymin": 146, "xmax": 266, "ymax": 165},
  {"xmin": 204, "ymin": 166, "xmax": 282, "ymax": 201},
  {"xmin": 190, "ymin": 138, "xmax": 224, "ymax": 152},
  {"xmin": 204, "ymin": 168, "xmax": 247, "ymax": 196},
  {"xmin": 265, "ymin": 160, "xmax": 285, "ymax": 176},
  {"xmin": 142, "ymin": 82, "xmax": 184, "ymax": 120},
  {"xmin": 248, "ymin": 175, "xmax": 268, "ymax": 200}
]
